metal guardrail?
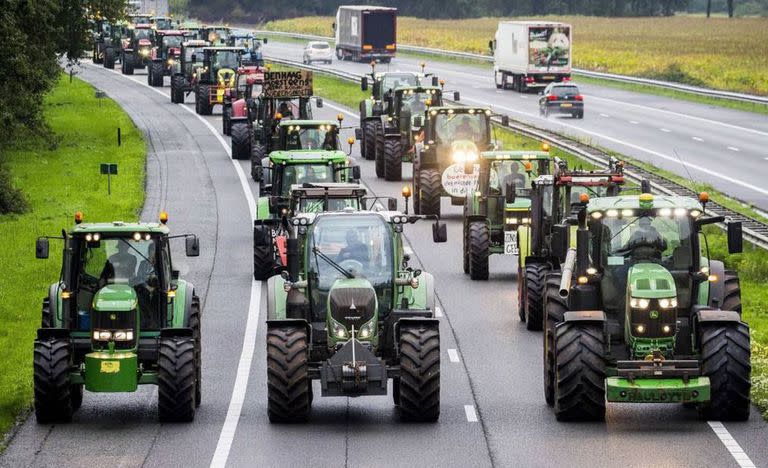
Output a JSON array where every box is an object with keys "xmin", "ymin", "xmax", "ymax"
[
  {"xmin": 255, "ymin": 29, "xmax": 768, "ymax": 105},
  {"xmin": 265, "ymin": 54, "xmax": 768, "ymax": 250}
]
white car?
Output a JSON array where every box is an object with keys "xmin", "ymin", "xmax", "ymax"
[{"xmin": 303, "ymin": 41, "xmax": 333, "ymax": 65}]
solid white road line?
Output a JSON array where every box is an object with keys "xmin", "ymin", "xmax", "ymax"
[
  {"xmin": 100, "ymin": 65, "xmax": 263, "ymax": 468},
  {"xmin": 447, "ymin": 349, "xmax": 460, "ymax": 363},
  {"xmin": 464, "ymin": 405, "xmax": 478, "ymax": 422},
  {"xmin": 708, "ymin": 422, "xmax": 756, "ymax": 468}
]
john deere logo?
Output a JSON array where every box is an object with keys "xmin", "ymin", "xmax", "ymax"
[{"xmin": 649, "ymin": 310, "xmax": 659, "ymax": 319}]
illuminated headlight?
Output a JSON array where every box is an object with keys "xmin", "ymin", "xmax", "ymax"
[
  {"xmin": 586, "ymin": 267, "xmax": 597, "ymax": 275},
  {"xmin": 674, "ymin": 208, "xmax": 687, "ymax": 217},
  {"xmin": 358, "ymin": 320, "xmax": 375, "ymax": 340},
  {"xmin": 506, "ymin": 218, "xmax": 519, "ymax": 224},
  {"xmin": 93, "ymin": 330, "xmax": 112, "ymax": 341},
  {"xmin": 606, "ymin": 209, "xmax": 619, "ymax": 218},
  {"xmin": 621, "ymin": 209, "xmax": 634, "ymax": 217},
  {"xmin": 658, "ymin": 297, "xmax": 677, "ymax": 309},
  {"xmin": 299, "ymin": 217, "xmax": 308, "ymax": 226},
  {"xmin": 591, "ymin": 211, "xmax": 603, "ymax": 219},
  {"xmin": 167, "ymin": 58, "xmax": 175, "ymax": 65},
  {"xmin": 659, "ymin": 208, "xmax": 672, "ymax": 217},
  {"xmin": 662, "ymin": 325, "xmax": 673, "ymax": 334},
  {"xmin": 521, "ymin": 217, "xmax": 530, "ymax": 224},
  {"xmin": 630, "ymin": 297, "xmax": 650, "ymax": 309},
  {"xmin": 85, "ymin": 233, "xmax": 101, "ymax": 242},
  {"xmin": 635, "ymin": 324, "xmax": 646, "ymax": 334},
  {"xmin": 113, "ymin": 330, "xmax": 134, "ymax": 341},
  {"xmin": 332, "ymin": 321, "xmax": 347, "ymax": 339},
  {"xmin": 133, "ymin": 232, "xmax": 142, "ymax": 241},
  {"xmin": 452, "ymin": 150, "xmax": 466, "ymax": 162},
  {"xmin": 140, "ymin": 48, "xmax": 150, "ymax": 56},
  {"xmin": 690, "ymin": 209, "xmax": 701, "ymax": 218}
]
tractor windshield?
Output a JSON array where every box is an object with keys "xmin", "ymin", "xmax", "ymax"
[
  {"xmin": 285, "ymin": 126, "xmax": 337, "ymax": 151},
  {"xmin": 232, "ymin": 37, "xmax": 256, "ymax": 49},
  {"xmin": 133, "ymin": 29, "xmax": 152, "ymax": 40},
  {"xmin": 308, "ymin": 214, "xmax": 393, "ymax": 319},
  {"xmin": 162, "ymin": 35, "xmax": 183, "ymax": 49},
  {"xmin": 381, "ymin": 74, "xmax": 418, "ymax": 94},
  {"xmin": 433, "ymin": 113, "xmax": 489, "ymax": 144},
  {"xmin": 490, "ymin": 161, "xmax": 532, "ymax": 195},
  {"xmin": 279, "ymin": 164, "xmax": 334, "ymax": 196},
  {"xmin": 212, "ymin": 51, "xmax": 239, "ymax": 70},
  {"xmin": 184, "ymin": 46, "xmax": 205, "ymax": 62},
  {"xmin": 154, "ymin": 18, "xmax": 173, "ymax": 30},
  {"xmin": 401, "ymin": 91, "xmax": 431, "ymax": 115},
  {"xmin": 298, "ymin": 196, "xmax": 362, "ymax": 213}
]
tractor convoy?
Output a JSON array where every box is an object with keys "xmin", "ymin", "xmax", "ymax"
[{"xmin": 46, "ymin": 14, "xmax": 752, "ymax": 428}]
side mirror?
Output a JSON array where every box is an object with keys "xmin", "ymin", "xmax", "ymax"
[
  {"xmin": 413, "ymin": 115, "xmax": 424, "ymax": 128},
  {"xmin": 172, "ymin": 270, "xmax": 180, "ymax": 280},
  {"xmin": 505, "ymin": 181, "xmax": 516, "ymax": 204},
  {"xmin": 388, "ymin": 198, "xmax": 397, "ymax": 211},
  {"xmin": 641, "ymin": 179, "xmax": 652, "ymax": 194},
  {"xmin": 280, "ymin": 270, "xmax": 290, "ymax": 280},
  {"xmin": 432, "ymin": 221, "xmax": 447, "ymax": 243},
  {"xmin": 361, "ymin": 77, "xmax": 368, "ymax": 91},
  {"xmin": 551, "ymin": 224, "xmax": 569, "ymax": 261},
  {"xmin": 501, "ymin": 115, "xmax": 509, "ymax": 126},
  {"xmin": 727, "ymin": 221, "xmax": 743, "ymax": 254},
  {"xmin": 191, "ymin": 53, "xmax": 197, "ymax": 62},
  {"xmin": 350, "ymin": 165, "xmax": 361, "ymax": 181},
  {"xmin": 263, "ymin": 37, "xmax": 268, "ymax": 44},
  {"xmin": 488, "ymin": 40, "xmax": 494, "ymax": 52},
  {"xmin": 453, "ymin": 91, "xmax": 460, "ymax": 102},
  {"xmin": 355, "ymin": 128, "xmax": 363, "ymax": 140},
  {"xmin": 315, "ymin": 97, "xmax": 323, "ymax": 108},
  {"xmin": 185, "ymin": 235, "xmax": 200, "ymax": 257},
  {"xmin": 431, "ymin": 76, "xmax": 438, "ymax": 86},
  {"xmin": 36, "ymin": 238, "xmax": 50, "ymax": 259}
]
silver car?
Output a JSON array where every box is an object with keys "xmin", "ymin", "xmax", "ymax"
[{"xmin": 303, "ymin": 41, "xmax": 333, "ymax": 65}]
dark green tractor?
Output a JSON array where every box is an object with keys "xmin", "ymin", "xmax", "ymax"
[
  {"xmin": 102, "ymin": 22, "xmax": 128, "ymax": 70},
  {"xmin": 33, "ymin": 212, "xmax": 203, "ymax": 423},
  {"xmin": 543, "ymin": 191, "xmax": 749, "ymax": 421},
  {"xmin": 170, "ymin": 39, "xmax": 209, "ymax": 104},
  {"xmin": 265, "ymin": 209, "xmax": 447, "ymax": 422},
  {"xmin": 462, "ymin": 150, "xmax": 551, "ymax": 280},
  {"xmin": 193, "ymin": 47, "xmax": 243, "ymax": 115},
  {"xmin": 148, "ymin": 30, "xmax": 185, "ymax": 87}
]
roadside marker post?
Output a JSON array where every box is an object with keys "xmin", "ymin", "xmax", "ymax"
[{"xmin": 100, "ymin": 163, "xmax": 118, "ymax": 195}]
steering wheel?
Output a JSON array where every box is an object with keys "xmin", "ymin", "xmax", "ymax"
[{"xmin": 339, "ymin": 259, "xmax": 364, "ymax": 276}]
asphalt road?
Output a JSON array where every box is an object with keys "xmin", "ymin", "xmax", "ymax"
[
  {"xmin": 264, "ymin": 41, "xmax": 768, "ymax": 212},
  {"xmin": 2, "ymin": 58, "xmax": 768, "ymax": 468}
]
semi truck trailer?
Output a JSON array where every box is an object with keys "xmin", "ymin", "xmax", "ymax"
[{"xmin": 333, "ymin": 5, "xmax": 397, "ymax": 63}]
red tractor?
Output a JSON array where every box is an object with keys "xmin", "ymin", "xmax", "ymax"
[
  {"xmin": 121, "ymin": 24, "xmax": 154, "ymax": 75},
  {"xmin": 222, "ymin": 66, "xmax": 264, "ymax": 136},
  {"xmin": 148, "ymin": 30, "xmax": 186, "ymax": 87}
]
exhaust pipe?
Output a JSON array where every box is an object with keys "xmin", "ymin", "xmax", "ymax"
[{"xmin": 559, "ymin": 248, "xmax": 577, "ymax": 298}]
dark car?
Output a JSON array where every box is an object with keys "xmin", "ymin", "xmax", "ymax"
[{"xmin": 539, "ymin": 83, "xmax": 584, "ymax": 119}]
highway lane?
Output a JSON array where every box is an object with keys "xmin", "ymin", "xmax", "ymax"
[{"xmin": 264, "ymin": 41, "xmax": 768, "ymax": 211}]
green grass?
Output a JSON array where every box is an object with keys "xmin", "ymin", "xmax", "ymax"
[{"xmin": 0, "ymin": 75, "xmax": 145, "ymax": 444}]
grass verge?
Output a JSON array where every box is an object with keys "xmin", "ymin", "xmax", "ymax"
[
  {"xmin": 0, "ymin": 75, "xmax": 145, "ymax": 446},
  {"xmin": 270, "ymin": 60, "xmax": 768, "ymax": 419}
]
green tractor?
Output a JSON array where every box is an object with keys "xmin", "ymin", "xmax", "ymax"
[
  {"xmin": 413, "ymin": 106, "xmax": 505, "ymax": 216},
  {"xmin": 121, "ymin": 24, "xmax": 155, "ymax": 75},
  {"xmin": 543, "ymin": 191, "xmax": 749, "ymax": 421},
  {"xmin": 517, "ymin": 157, "xmax": 625, "ymax": 330},
  {"xmin": 462, "ymin": 150, "xmax": 552, "ymax": 280},
  {"xmin": 193, "ymin": 47, "xmax": 243, "ymax": 115},
  {"xmin": 265, "ymin": 209, "xmax": 447, "ymax": 422},
  {"xmin": 170, "ymin": 39, "xmax": 210, "ymax": 104},
  {"xmin": 375, "ymin": 84, "xmax": 460, "ymax": 181},
  {"xmin": 100, "ymin": 21, "xmax": 128, "ymax": 70},
  {"xmin": 252, "ymin": 150, "xmax": 360, "ymax": 280},
  {"xmin": 358, "ymin": 64, "xmax": 435, "ymax": 161},
  {"xmin": 202, "ymin": 25, "xmax": 232, "ymax": 46},
  {"xmin": 148, "ymin": 30, "xmax": 185, "ymax": 87},
  {"xmin": 33, "ymin": 212, "xmax": 203, "ymax": 422}
]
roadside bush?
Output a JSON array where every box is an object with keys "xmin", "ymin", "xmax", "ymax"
[{"xmin": 0, "ymin": 165, "xmax": 28, "ymax": 215}]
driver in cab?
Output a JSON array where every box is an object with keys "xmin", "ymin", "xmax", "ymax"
[{"xmin": 336, "ymin": 230, "xmax": 369, "ymax": 264}]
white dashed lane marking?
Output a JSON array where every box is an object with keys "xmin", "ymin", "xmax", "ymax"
[
  {"xmin": 708, "ymin": 422, "xmax": 756, "ymax": 468},
  {"xmin": 599, "ymin": 113, "xmax": 610, "ymax": 117},
  {"xmin": 693, "ymin": 137, "xmax": 704, "ymax": 142},
  {"xmin": 464, "ymin": 405, "xmax": 478, "ymax": 422},
  {"xmin": 728, "ymin": 146, "xmax": 741, "ymax": 152},
  {"xmin": 660, "ymin": 128, "xmax": 671, "ymax": 133},
  {"xmin": 629, "ymin": 120, "xmax": 639, "ymax": 124},
  {"xmin": 434, "ymin": 306, "xmax": 443, "ymax": 318},
  {"xmin": 447, "ymin": 349, "xmax": 460, "ymax": 363}
]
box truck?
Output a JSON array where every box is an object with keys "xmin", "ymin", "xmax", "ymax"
[
  {"xmin": 333, "ymin": 6, "xmax": 397, "ymax": 63},
  {"xmin": 490, "ymin": 21, "xmax": 572, "ymax": 92}
]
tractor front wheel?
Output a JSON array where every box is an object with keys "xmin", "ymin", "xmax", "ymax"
[
  {"xmin": 721, "ymin": 270, "xmax": 742, "ymax": 313},
  {"xmin": 170, "ymin": 75, "xmax": 185, "ymax": 104},
  {"xmin": 254, "ymin": 229, "xmax": 276, "ymax": 281},
  {"xmin": 417, "ymin": 168, "xmax": 441, "ymax": 216},
  {"xmin": 251, "ymin": 144, "xmax": 266, "ymax": 182},
  {"xmin": 468, "ymin": 221, "xmax": 490, "ymax": 281},
  {"xmin": 121, "ymin": 53, "xmax": 134, "ymax": 75},
  {"xmin": 383, "ymin": 137, "xmax": 402, "ymax": 181},
  {"xmin": 462, "ymin": 222, "xmax": 470, "ymax": 274},
  {"xmin": 196, "ymin": 85, "xmax": 212, "ymax": 115},
  {"xmin": 222, "ymin": 105, "xmax": 232, "ymax": 135},
  {"xmin": 230, "ymin": 123, "xmax": 250, "ymax": 160},
  {"xmin": 524, "ymin": 263, "xmax": 550, "ymax": 331},
  {"xmin": 267, "ymin": 326, "xmax": 311, "ymax": 423},
  {"xmin": 698, "ymin": 322, "xmax": 751, "ymax": 421},
  {"xmin": 149, "ymin": 61, "xmax": 164, "ymax": 87},
  {"xmin": 41, "ymin": 297, "xmax": 53, "ymax": 328},
  {"xmin": 104, "ymin": 48, "xmax": 116, "ymax": 69},
  {"xmin": 374, "ymin": 123, "xmax": 385, "ymax": 178},
  {"xmin": 33, "ymin": 338, "xmax": 73, "ymax": 423},
  {"xmin": 553, "ymin": 322, "xmax": 606, "ymax": 421},
  {"xmin": 362, "ymin": 120, "xmax": 376, "ymax": 160},
  {"xmin": 189, "ymin": 294, "xmax": 203, "ymax": 407},
  {"xmin": 158, "ymin": 336, "xmax": 197, "ymax": 422},
  {"xmin": 398, "ymin": 324, "xmax": 440, "ymax": 422},
  {"xmin": 544, "ymin": 272, "xmax": 566, "ymax": 406}
]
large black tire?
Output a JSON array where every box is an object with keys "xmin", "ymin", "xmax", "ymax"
[
  {"xmin": 417, "ymin": 168, "xmax": 441, "ymax": 216},
  {"xmin": 398, "ymin": 324, "xmax": 440, "ymax": 422},
  {"xmin": 254, "ymin": 229, "xmax": 275, "ymax": 280},
  {"xmin": 196, "ymin": 85, "xmax": 212, "ymax": 115},
  {"xmin": 189, "ymin": 294, "xmax": 202, "ymax": 407},
  {"xmin": 171, "ymin": 75, "xmax": 185, "ymax": 104},
  {"xmin": 462, "ymin": 223, "xmax": 470, "ymax": 274},
  {"xmin": 553, "ymin": 323, "xmax": 606, "ymax": 421},
  {"xmin": 392, "ymin": 377, "xmax": 401, "ymax": 406},
  {"xmin": 70, "ymin": 384, "xmax": 83, "ymax": 412},
  {"xmin": 721, "ymin": 270, "xmax": 742, "ymax": 314},
  {"xmin": 543, "ymin": 272, "xmax": 566, "ymax": 407},
  {"xmin": 697, "ymin": 323, "xmax": 751, "ymax": 421},
  {"xmin": 104, "ymin": 48, "xmax": 116, "ymax": 69},
  {"xmin": 33, "ymin": 338, "xmax": 73, "ymax": 423},
  {"xmin": 468, "ymin": 221, "xmax": 490, "ymax": 281},
  {"xmin": 383, "ymin": 138, "xmax": 402, "ymax": 181},
  {"xmin": 222, "ymin": 105, "xmax": 232, "ymax": 136},
  {"xmin": 267, "ymin": 326, "xmax": 311, "ymax": 423},
  {"xmin": 231, "ymin": 123, "xmax": 250, "ymax": 160},
  {"xmin": 158, "ymin": 337, "xmax": 197, "ymax": 422},
  {"xmin": 362, "ymin": 120, "xmax": 376, "ymax": 160},
  {"xmin": 251, "ymin": 144, "xmax": 266, "ymax": 182},
  {"xmin": 149, "ymin": 62, "xmax": 164, "ymax": 87},
  {"xmin": 374, "ymin": 123, "xmax": 385, "ymax": 178},
  {"xmin": 121, "ymin": 53, "xmax": 134, "ymax": 75},
  {"xmin": 524, "ymin": 263, "xmax": 550, "ymax": 331},
  {"xmin": 41, "ymin": 297, "xmax": 53, "ymax": 328}
]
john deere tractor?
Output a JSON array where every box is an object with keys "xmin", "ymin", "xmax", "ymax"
[
  {"xmin": 518, "ymin": 157, "xmax": 625, "ymax": 330},
  {"xmin": 265, "ymin": 209, "xmax": 447, "ymax": 422},
  {"xmin": 101, "ymin": 22, "xmax": 128, "ymax": 70},
  {"xmin": 202, "ymin": 25, "xmax": 231, "ymax": 46},
  {"xmin": 543, "ymin": 191, "xmax": 749, "ymax": 421},
  {"xmin": 121, "ymin": 24, "xmax": 155, "ymax": 75},
  {"xmin": 170, "ymin": 39, "xmax": 209, "ymax": 104},
  {"xmin": 252, "ymin": 149, "xmax": 360, "ymax": 280},
  {"xmin": 462, "ymin": 150, "xmax": 551, "ymax": 280},
  {"xmin": 148, "ymin": 30, "xmax": 185, "ymax": 87},
  {"xmin": 33, "ymin": 212, "xmax": 202, "ymax": 423},
  {"xmin": 193, "ymin": 47, "xmax": 243, "ymax": 115},
  {"xmin": 375, "ymin": 85, "xmax": 458, "ymax": 181},
  {"xmin": 413, "ymin": 106, "xmax": 504, "ymax": 216},
  {"xmin": 227, "ymin": 33, "xmax": 267, "ymax": 66}
]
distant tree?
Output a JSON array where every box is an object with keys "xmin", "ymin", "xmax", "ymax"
[{"xmin": 727, "ymin": 0, "xmax": 735, "ymax": 15}]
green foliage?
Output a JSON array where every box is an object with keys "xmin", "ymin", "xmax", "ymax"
[{"xmin": 0, "ymin": 165, "xmax": 28, "ymax": 215}]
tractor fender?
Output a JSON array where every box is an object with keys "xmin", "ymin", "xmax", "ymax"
[
  {"xmin": 160, "ymin": 327, "xmax": 194, "ymax": 338},
  {"xmin": 37, "ymin": 328, "xmax": 70, "ymax": 340},
  {"xmin": 394, "ymin": 317, "xmax": 439, "ymax": 343},
  {"xmin": 695, "ymin": 307, "xmax": 740, "ymax": 324},
  {"xmin": 47, "ymin": 283, "xmax": 61, "ymax": 326},
  {"xmin": 232, "ymin": 98, "xmax": 248, "ymax": 118},
  {"xmin": 266, "ymin": 318, "xmax": 309, "ymax": 336},
  {"xmin": 266, "ymin": 275, "xmax": 288, "ymax": 320},
  {"xmin": 409, "ymin": 272, "xmax": 434, "ymax": 311},
  {"xmin": 706, "ymin": 259, "xmax": 726, "ymax": 309},
  {"xmin": 256, "ymin": 197, "xmax": 271, "ymax": 220},
  {"xmin": 168, "ymin": 279, "xmax": 191, "ymax": 328},
  {"xmin": 182, "ymin": 281, "xmax": 198, "ymax": 327},
  {"xmin": 562, "ymin": 310, "xmax": 606, "ymax": 323},
  {"xmin": 464, "ymin": 214, "xmax": 488, "ymax": 225}
]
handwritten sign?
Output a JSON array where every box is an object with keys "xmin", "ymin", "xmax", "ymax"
[
  {"xmin": 441, "ymin": 163, "xmax": 479, "ymax": 198},
  {"xmin": 262, "ymin": 70, "xmax": 313, "ymax": 98}
]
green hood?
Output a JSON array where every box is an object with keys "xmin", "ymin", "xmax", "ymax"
[
  {"xmin": 92, "ymin": 284, "xmax": 138, "ymax": 312},
  {"xmin": 628, "ymin": 263, "xmax": 676, "ymax": 299}
]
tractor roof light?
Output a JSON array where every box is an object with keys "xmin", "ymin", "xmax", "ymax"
[
  {"xmin": 402, "ymin": 185, "xmax": 412, "ymax": 199},
  {"xmin": 659, "ymin": 208, "xmax": 672, "ymax": 217},
  {"xmin": 699, "ymin": 191, "xmax": 709, "ymax": 204},
  {"xmin": 690, "ymin": 209, "xmax": 702, "ymax": 218},
  {"xmin": 621, "ymin": 209, "xmax": 634, "ymax": 217},
  {"xmin": 337, "ymin": 113, "xmax": 344, "ymax": 122},
  {"xmin": 75, "ymin": 211, "xmax": 84, "ymax": 224},
  {"xmin": 639, "ymin": 193, "xmax": 654, "ymax": 209},
  {"xmin": 579, "ymin": 193, "xmax": 589, "ymax": 204},
  {"xmin": 674, "ymin": 208, "xmax": 687, "ymax": 217},
  {"xmin": 160, "ymin": 211, "xmax": 169, "ymax": 224},
  {"xmin": 606, "ymin": 209, "xmax": 619, "ymax": 218},
  {"xmin": 523, "ymin": 161, "xmax": 533, "ymax": 173},
  {"xmin": 133, "ymin": 232, "xmax": 142, "ymax": 241},
  {"xmin": 541, "ymin": 143, "xmax": 550, "ymax": 152},
  {"xmin": 347, "ymin": 137, "xmax": 355, "ymax": 145}
]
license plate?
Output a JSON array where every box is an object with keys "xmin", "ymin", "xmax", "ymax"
[
  {"xmin": 100, "ymin": 361, "xmax": 120, "ymax": 374},
  {"xmin": 560, "ymin": 103, "xmax": 573, "ymax": 108},
  {"xmin": 504, "ymin": 231, "xmax": 519, "ymax": 255},
  {"xmin": 543, "ymin": 75, "xmax": 555, "ymax": 80}
]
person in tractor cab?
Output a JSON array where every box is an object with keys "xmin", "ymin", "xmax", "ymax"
[
  {"xmin": 278, "ymin": 101, "xmax": 294, "ymax": 120},
  {"xmin": 499, "ymin": 162, "xmax": 527, "ymax": 193},
  {"xmin": 134, "ymin": 243, "xmax": 160, "ymax": 326},
  {"xmin": 102, "ymin": 241, "xmax": 137, "ymax": 284},
  {"xmin": 337, "ymin": 229, "xmax": 370, "ymax": 264},
  {"xmin": 455, "ymin": 115, "xmax": 478, "ymax": 141},
  {"xmin": 624, "ymin": 217, "xmax": 667, "ymax": 261},
  {"xmin": 299, "ymin": 129, "xmax": 323, "ymax": 150}
]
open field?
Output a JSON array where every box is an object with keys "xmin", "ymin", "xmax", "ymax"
[
  {"xmin": 264, "ymin": 15, "xmax": 768, "ymax": 96},
  {"xmin": 0, "ymin": 76, "xmax": 144, "ymax": 443}
]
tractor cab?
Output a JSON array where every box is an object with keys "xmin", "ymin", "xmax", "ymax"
[
  {"xmin": 128, "ymin": 14, "xmax": 151, "ymax": 26},
  {"xmin": 193, "ymin": 47, "xmax": 245, "ymax": 114},
  {"xmin": 288, "ymin": 183, "xmax": 367, "ymax": 215},
  {"xmin": 147, "ymin": 30, "xmax": 185, "ymax": 86},
  {"xmin": 176, "ymin": 39, "xmax": 208, "ymax": 76},
  {"xmin": 362, "ymin": 71, "xmax": 424, "ymax": 100},
  {"xmin": 386, "ymin": 85, "xmax": 444, "ymax": 132},
  {"xmin": 227, "ymin": 33, "xmax": 267, "ymax": 66},
  {"xmin": 180, "ymin": 23, "xmax": 205, "ymax": 41},
  {"xmin": 151, "ymin": 16, "xmax": 175, "ymax": 31},
  {"xmin": 263, "ymin": 150, "xmax": 358, "ymax": 200},
  {"xmin": 125, "ymin": 24, "xmax": 154, "ymax": 53},
  {"xmin": 203, "ymin": 25, "xmax": 231, "ymax": 45}
]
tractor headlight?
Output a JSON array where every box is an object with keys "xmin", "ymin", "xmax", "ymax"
[
  {"xmin": 658, "ymin": 298, "xmax": 677, "ymax": 309},
  {"xmin": 358, "ymin": 320, "xmax": 375, "ymax": 340},
  {"xmin": 140, "ymin": 48, "xmax": 149, "ymax": 57},
  {"xmin": 331, "ymin": 320, "xmax": 347, "ymax": 340},
  {"xmin": 506, "ymin": 218, "xmax": 519, "ymax": 225},
  {"xmin": 167, "ymin": 58, "xmax": 175, "ymax": 65},
  {"xmin": 629, "ymin": 297, "xmax": 650, "ymax": 309},
  {"xmin": 93, "ymin": 330, "xmax": 112, "ymax": 341},
  {"xmin": 113, "ymin": 330, "xmax": 134, "ymax": 341}
]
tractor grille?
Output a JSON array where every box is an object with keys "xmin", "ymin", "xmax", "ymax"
[
  {"xmin": 329, "ymin": 287, "xmax": 376, "ymax": 329},
  {"xmin": 631, "ymin": 305, "xmax": 676, "ymax": 338}
]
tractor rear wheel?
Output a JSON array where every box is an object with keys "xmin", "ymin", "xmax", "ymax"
[
  {"xmin": 189, "ymin": 294, "xmax": 203, "ymax": 407},
  {"xmin": 33, "ymin": 338, "xmax": 73, "ymax": 423},
  {"xmin": 468, "ymin": 221, "xmax": 490, "ymax": 281},
  {"xmin": 149, "ymin": 62, "xmax": 164, "ymax": 87},
  {"xmin": 362, "ymin": 120, "xmax": 376, "ymax": 160},
  {"xmin": 553, "ymin": 322, "xmax": 606, "ymax": 421},
  {"xmin": 230, "ymin": 123, "xmax": 250, "ymax": 160},
  {"xmin": 524, "ymin": 263, "xmax": 550, "ymax": 331},
  {"xmin": 462, "ymin": 223, "xmax": 470, "ymax": 274},
  {"xmin": 392, "ymin": 377, "xmax": 401, "ymax": 406},
  {"xmin": 158, "ymin": 336, "xmax": 197, "ymax": 422},
  {"xmin": 254, "ymin": 229, "xmax": 275, "ymax": 280},
  {"xmin": 121, "ymin": 53, "xmax": 134, "ymax": 75},
  {"xmin": 383, "ymin": 138, "xmax": 402, "ymax": 181},
  {"xmin": 374, "ymin": 123, "xmax": 385, "ymax": 178},
  {"xmin": 698, "ymin": 322, "xmax": 751, "ymax": 421},
  {"xmin": 196, "ymin": 85, "xmax": 212, "ymax": 115},
  {"xmin": 251, "ymin": 143, "xmax": 266, "ymax": 182},
  {"xmin": 544, "ymin": 272, "xmax": 566, "ymax": 406},
  {"xmin": 170, "ymin": 76, "xmax": 184, "ymax": 103},
  {"xmin": 104, "ymin": 48, "xmax": 116, "ymax": 69},
  {"xmin": 418, "ymin": 168, "xmax": 441, "ymax": 216},
  {"xmin": 267, "ymin": 326, "xmax": 311, "ymax": 423},
  {"xmin": 41, "ymin": 297, "xmax": 53, "ymax": 328},
  {"xmin": 222, "ymin": 105, "xmax": 232, "ymax": 136},
  {"xmin": 721, "ymin": 270, "xmax": 742, "ymax": 313},
  {"xmin": 70, "ymin": 384, "xmax": 83, "ymax": 411},
  {"xmin": 398, "ymin": 324, "xmax": 440, "ymax": 422}
]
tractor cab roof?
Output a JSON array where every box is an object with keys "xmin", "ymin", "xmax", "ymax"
[
  {"xmin": 290, "ymin": 183, "xmax": 367, "ymax": 198},
  {"xmin": 269, "ymin": 150, "xmax": 348, "ymax": 164},
  {"xmin": 278, "ymin": 120, "xmax": 338, "ymax": 128},
  {"xmin": 202, "ymin": 46, "xmax": 244, "ymax": 52},
  {"xmin": 395, "ymin": 85, "xmax": 441, "ymax": 93},
  {"xmin": 480, "ymin": 150, "xmax": 551, "ymax": 161},
  {"xmin": 155, "ymin": 30, "xmax": 185, "ymax": 36},
  {"xmin": 182, "ymin": 40, "xmax": 209, "ymax": 47},
  {"xmin": 292, "ymin": 209, "xmax": 408, "ymax": 227},
  {"xmin": 428, "ymin": 107, "xmax": 491, "ymax": 116},
  {"xmin": 587, "ymin": 194, "xmax": 703, "ymax": 214},
  {"xmin": 71, "ymin": 222, "xmax": 170, "ymax": 235},
  {"xmin": 132, "ymin": 24, "xmax": 152, "ymax": 30}
]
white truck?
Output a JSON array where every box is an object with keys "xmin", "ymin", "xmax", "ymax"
[
  {"xmin": 490, "ymin": 21, "xmax": 572, "ymax": 92},
  {"xmin": 127, "ymin": 0, "xmax": 169, "ymax": 16}
]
